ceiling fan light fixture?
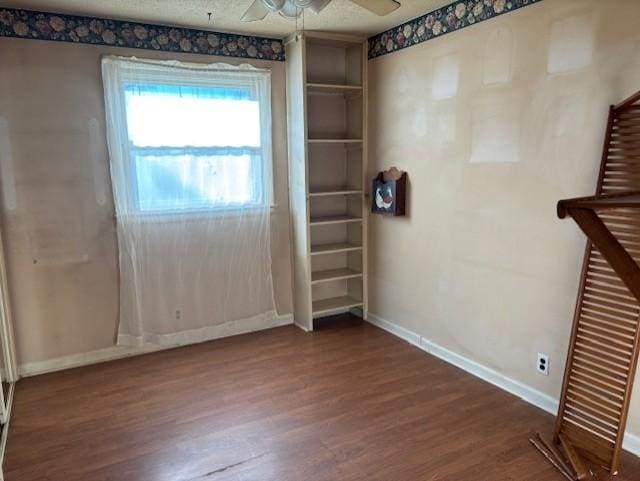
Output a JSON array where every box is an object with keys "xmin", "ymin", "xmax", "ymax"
[
  {"xmin": 278, "ymin": 1, "xmax": 302, "ymax": 18},
  {"xmin": 241, "ymin": 0, "xmax": 401, "ymax": 23}
]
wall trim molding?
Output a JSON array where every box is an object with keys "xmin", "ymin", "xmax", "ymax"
[
  {"xmin": 18, "ymin": 314, "xmax": 293, "ymax": 377},
  {"xmin": 367, "ymin": 312, "xmax": 640, "ymax": 457},
  {"xmin": 0, "ymin": 2, "xmax": 546, "ymax": 63},
  {"xmin": 368, "ymin": 0, "xmax": 543, "ymax": 60},
  {"xmin": 0, "ymin": 7, "xmax": 285, "ymax": 61}
]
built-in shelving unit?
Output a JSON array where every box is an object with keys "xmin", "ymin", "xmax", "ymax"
[{"xmin": 286, "ymin": 32, "xmax": 368, "ymax": 330}]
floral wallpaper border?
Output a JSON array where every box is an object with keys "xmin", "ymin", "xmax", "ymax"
[
  {"xmin": 0, "ymin": 7, "xmax": 285, "ymax": 61},
  {"xmin": 368, "ymin": 0, "xmax": 543, "ymax": 60}
]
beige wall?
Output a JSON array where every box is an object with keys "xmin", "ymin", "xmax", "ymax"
[
  {"xmin": 0, "ymin": 38, "xmax": 293, "ymax": 366},
  {"xmin": 368, "ymin": 0, "xmax": 640, "ymax": 439}
]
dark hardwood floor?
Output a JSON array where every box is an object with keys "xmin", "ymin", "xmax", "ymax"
[{"xmin": 5, "ymin": 315, "xmax": 640, "ymax": 480}]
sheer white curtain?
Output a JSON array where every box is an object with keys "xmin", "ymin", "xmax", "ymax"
[{"xmin": 102, "ymin": 56, "xmax": 278, "ymax": 347}]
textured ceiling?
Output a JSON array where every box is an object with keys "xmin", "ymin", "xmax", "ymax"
[{"xmin": 2, "ymin": 0, "xmax": 452, "ymax": 38}]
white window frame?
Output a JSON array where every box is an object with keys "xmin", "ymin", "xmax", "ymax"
[{"xmin": 102, "ymin": 56, "xmax": 273, "ymax": 218}]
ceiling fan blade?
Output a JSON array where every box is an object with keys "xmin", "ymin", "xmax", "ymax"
[
  {"xmin": 241, "ymin": 0, "xmax": 271, "ymax": 21},
  {"xmin": 307, "ymin": 0, "xmax": 332, "ymax": 14},
  {"xmin": 349, "ymin": 0, "xmax": 400, "ymax": 16}
]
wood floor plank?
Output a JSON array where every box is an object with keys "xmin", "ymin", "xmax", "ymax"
[{"xmin": 5, "ymin": 315, "xmax": 640, "ymax": 480}]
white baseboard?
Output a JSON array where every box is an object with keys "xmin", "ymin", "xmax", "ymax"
[
  {"xmin": 19, "ymin": 314, "xmax": 294, "ymax": 378},
  {"xmin": 626, "ymin": 432, "xmax": 640, "ymax": 459},
  {"xmin": 368, "ymin": 314, "xmax": 422, "ymax": 347},
  {"xmin": 367, "ymin": 313, "xmax": 640, "ymax": 457}
]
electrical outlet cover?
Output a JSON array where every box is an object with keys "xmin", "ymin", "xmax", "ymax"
[{"xmin": 537, "ymin": 353, "xmax": 549, "ymax": 376}]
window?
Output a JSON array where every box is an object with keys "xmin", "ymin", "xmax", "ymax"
[{"xmin": 103, "ymin": 58, "xmax": 272, "ymax": 215}]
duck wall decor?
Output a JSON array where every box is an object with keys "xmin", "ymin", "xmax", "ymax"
[{"xmin": 371, "ymin": 167, "xmax": 407, "ymax": 216}]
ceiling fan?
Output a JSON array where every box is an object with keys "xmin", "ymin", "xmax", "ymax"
[{"xmin": 241, "ymin": 0, "xmax": 401, "ymax": 21}]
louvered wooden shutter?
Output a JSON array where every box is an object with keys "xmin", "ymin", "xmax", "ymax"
[{"xmin": 554, "ymin": 93, "xmax": 640, "ymax": 474}]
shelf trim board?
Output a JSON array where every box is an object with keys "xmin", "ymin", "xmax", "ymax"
[
  {"xmin": 310, "ymin": 243, "xmax": 363, "ymax": 256},
  {"xmin": 302, "ymin": 31, "xmax": 366, "ymax": 47},
  {"xmin": 307, "ymin": 139, "xmax": 363, "ymax": 144},
  {"xmin": 306, "ymin": 83, "xmax": 363, "ymax": 95},
  {"xmin": 311, "ymin": 268, "xmax": 363, "ymax": 284},
  {"xmin": 309, "ymin": 216, "xmax": 362, "ymax": 226},
  {"xmin": 312, "ymin": 296, "xmax": 363, "ymax": 317},
  {"xmin": 307, "ymin": 82, "xmax": 362, "ymax": 87},
  {"xmin": 309, "ymin": 189, "xmax": 363, "ymax": 197},
  {"xmin": 285, "ymin": 33, "xmax": 314, "ymax": 331}
]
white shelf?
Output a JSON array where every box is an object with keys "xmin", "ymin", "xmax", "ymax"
[
  {"xmin": 312, "ymin": 296, "xmax": 363, "ymax": 316},
  {"xmin": 309, "ymin": 188, "xmax": 363, "ymax": 197},
  {"xmin": 307, "ymin": 138, "xmax": 363, "ymax": 144},
  {"xmin": 311, "ymin": 268, "xmax": 363, "ymax": 284},
  {"xmin": 309, "ymin": 215, "xmax": 362, "ymax": 226},
  {"xmin": 307, "ymin": 83, "xmax": 363, "ymax": 95},
  {"xmin": 310, "ymin": 242, "xmax": 363, "ymax": 256}
]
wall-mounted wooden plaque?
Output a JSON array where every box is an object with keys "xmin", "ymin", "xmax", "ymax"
[{"xmin": 371, "ymin": 167, "xmax": 407, "ymax": 216}]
